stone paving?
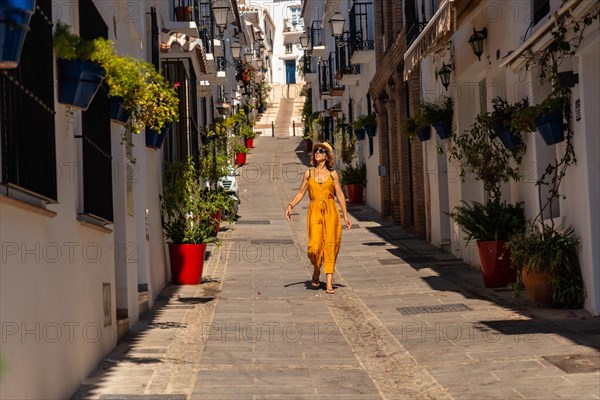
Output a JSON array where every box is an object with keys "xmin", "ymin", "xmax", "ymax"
[{"xmin": 73, "ymin": 135, "xmax": 600, "ymax": 400}]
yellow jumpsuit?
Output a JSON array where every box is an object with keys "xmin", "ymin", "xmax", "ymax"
[{"xmin": 306, "ymin": 169, "xmax": 342, "ymax": 274}]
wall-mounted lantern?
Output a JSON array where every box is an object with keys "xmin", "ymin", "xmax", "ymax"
[
  {"xmin": 468, "ymin": 28, "xmax": 487, "ymax": 61},
  {"xmin": 438, "ymin": 63, "xmax": 453, "ymax": 90}
]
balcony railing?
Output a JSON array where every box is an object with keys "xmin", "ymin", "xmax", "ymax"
[
  {"xmin": 311, "ymin": 20, "xmax": 323, "ymax": 47},
  {"xmin": 319, "ymin": 59, "xmax": 332, "ymax": 94},
  {"xmin": 196, "ymin": 0, "xmax": 214, "ymax": 54},
  {"xmin": 216, "ymin": 56, "xmax": 226, "ymax": 71},
  {"xmin": 336, "ymin": 32, "xmax": 360, "ymax": 77},
  {"xmin": 349, "ymin": 2, "xmax": 374, "ymax": 55},
  {"xmin": 406, "ymin": 21, "xmax": 428, "ymax": 47},
  {"xmin": 319, "ymin": 52, "xmax": 343, "ymax": 95},
  {"xmin": 303, "ymin": 50, "xmax": 315, "ymax": 74},
  {"xmin": 172, "ymin": 0, "xmax": 196, "ymax": 22}
]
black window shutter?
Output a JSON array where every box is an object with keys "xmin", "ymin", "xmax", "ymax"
[
  {"xmin": 0, "ymin": 0, "xmax": 57, "ymax": 201},
  {"xmin": 79, "ymin": 0, "xmax": 114, "ymax": 223}
]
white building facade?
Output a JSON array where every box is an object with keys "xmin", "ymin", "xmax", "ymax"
[{"xmin": 409, "ymin": 0, "xmax": 599, "ymax": 314}]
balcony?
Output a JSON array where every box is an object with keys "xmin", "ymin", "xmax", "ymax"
[
  {"xmin": 164, "ymin": 0, "xmax": 200, "ymax": 37},
  {"xmin": 311, "ymin": 21, "xmax": 326, "ymax": 58},
  {"xmin": 282, "ymin": 18, "xmax": 304, "ymax": 37},
  {"xmin": 319, "ymin": 53, "xmax": 344, "ymax": 97},
  {"xmin": 196, "ymin": 0, "xmax": 215, "ymax": 56},
  {"xmin": 349, "ymin": 2, "xmax": 375, "ymax": 64},
  {"xmin": 214, "ymin": 56, "xmax": 227, "ymax": 84},
  {"xmin": 406, "ymin": 21, "xmax": 428, "ymax": 47},
  {"xmin": 335, "ymin": 32, "xmax": 361, "ymax": 85},
  {"xmin": 319, "ymin": 59, "xmax": 332, "ymax": 95},
  {"xmin": 303, "ymin": 50, "xmax": 318, "ymax": 82}
]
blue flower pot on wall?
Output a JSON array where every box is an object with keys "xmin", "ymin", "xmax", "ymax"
[
  {"xmin": 534, "ymin": 111, "xmax": 565, "ymax": 145},
  {"xmin": 432, "ymin": 119, "xmax": 452, "ymax": 140},
  {"xmin": 354, "ymin": 128, "xmax": 366, "ymax": 141},
  {"xmin": 0, "ymin": 1, "xmax": 37, "ymax": 69},
  {"xmin": 494, "ymin": 124, "xmax": 522, "ymax": 149},
  {"xmin": 57, "ymin": 59, "xmax": 105, "ymax": 111},
  {"xmin": 145, "ymin": 123, "xmax": 171, "ymax": 149},
  {"xmin": 416, "ymin": 126, "xmax": 431, "ymax": 142},
  {"xmin": 109, "ymin": 96, "xmax": 129, "ymax": 125},
  {"xmin": 365, "ymin": 124, "xmax": 376, "ymax": 138}
]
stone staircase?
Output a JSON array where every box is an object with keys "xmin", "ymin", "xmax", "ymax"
[{"xmin": 254, "ymin": 83, "xmax": 305, "ymax": 138}]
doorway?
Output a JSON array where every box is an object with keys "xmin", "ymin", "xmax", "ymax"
[{"xmin": 285, "ymin": 60, "xmax": 296, "ymax": 84}]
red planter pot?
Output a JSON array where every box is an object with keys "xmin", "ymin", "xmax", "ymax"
[
  {"xmin": 245, "ymin": 138, "xmax": 254, "ymax": 148},
  {"xmin": 236, "ymin": 152, "xmax": 247, "ymax": 166},
  {"xmin": 476, "ymin": 240, "xmax": 517, "ymax": 288},
  {"xmin": 304, "ymin": 139, "xmax": 313, "ymax": 152},
  {"xmin": 345, "ymin": 184, "xmax": 364, "ymax": 204},
  {"xmin": 168, "ymin": 243, "xmax": 207, "ymax": 285}
]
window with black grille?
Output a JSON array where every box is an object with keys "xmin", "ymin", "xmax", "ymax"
[
  {"xmin": 78, "ymin": 0, "xmax": 113, "ymax": 223},
  {"xmin": 162, "ymin": 59, "xmax": 199, "ymax": 165},
  {"xmin": 0, "ymin": 0, "xmax": 57, "ymax": 202}
]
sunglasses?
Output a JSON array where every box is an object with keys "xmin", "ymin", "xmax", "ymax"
[{"xmin": 314, "ymin": 148, "xmax": 328, "ymax": 154}]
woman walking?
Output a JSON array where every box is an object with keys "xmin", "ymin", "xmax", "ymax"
[{"xmin": 285, "ymin": 142, "xmax": 351, "ymax": 294}]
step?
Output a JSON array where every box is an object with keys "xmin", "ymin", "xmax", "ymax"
[
  {"xmin": 138, "ymin": 291, "xmax": 149, "ymax": 316},
  {"xmin": 116, "ymin": 308, "xmax": 129, "ymax": 341}
]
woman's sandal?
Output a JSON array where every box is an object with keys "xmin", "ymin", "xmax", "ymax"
[
  {"xmin": 311, "ymin": 274, "xmax": 321, "ymax": 288},
  {"xmin": 325, "ymin": 287, "xmax": 335, "ymax": 294}
]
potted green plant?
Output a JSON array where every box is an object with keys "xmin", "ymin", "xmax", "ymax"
[
  {"xmin": 141, "ymin": 68, "xmax": 179, "ymax": 149},
  {"xmin": 90, "ymin": 38, "xmax": 146, "ymax": 126},
  {"xmin": 448, "ymin": 113, "xmax": 526, "ymax": 287},
  {"xmin": 420, "ymin": 96, "xmax": 453, "ymax": 140},
  {"xmin": 401, "ymin": 108, "xmax": 431, "ymax": 142},
  {"xmin": 352, "ymin": 114, "xmax": 377, "ymax": 138},
  {"xmin": 53, "ymin": 22, "xmax": 105, "ymax": 110},
  {"xmin": 302, "ymin": 129, "xmax": 313, "ymax": 151},
  {"xmin": 339, "ymin": 161, "xmax": 366, "ymax": 204},
  {"xmin": 511, "ymin": 90, "xmax": 569, "ymax": 145},
  {"xmin": 201, "ymin": 188, "xmax": 236, "ymax": 235},
  {"xmin": 449, "ymin": 200, "xmax": 526, "ymax": 287},
  {"xmin": 232, "ymin": 141, "xmax": 249, "ymax": 166},
  {"xmin": 240, "ymin": 123, "xmax": 256, "ymax": 148},
  {"xmin": 489, "ymin": 97, "xmax": 527, "ymax": 149},
  {"xmin": 335, "ymin": 123, "xmax": 357, "ymax": 166},
  {"xmin": 161, "ymin": 158, "xmax": 220, "ymax": 285},
  {"xmin": 507, "ymin": 225, "xmax": 585, "ymax": 308}
]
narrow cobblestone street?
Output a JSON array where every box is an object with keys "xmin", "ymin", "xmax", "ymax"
[{"xmin": 73, "ymin": 135, "xmax": 600, "ymax": 400}]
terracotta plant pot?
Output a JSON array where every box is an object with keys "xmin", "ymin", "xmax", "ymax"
[
  {"xmin": 345, "ymin": 184, "xmax": 363, "ymax": 204},
  {"xmin": 174, "ymin": 6, "xmax": 192, "ymax": 21},
  {"xmin": 476, "ymin": 240, "xmax": 516, "ymax": 288},
  {"xmin": 168, "ymin": 243, "xmax": 207, "ymax": 285},
  {"xmin": 521, "ymin": 268, "xmax": 553, "ymax": 307}
]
